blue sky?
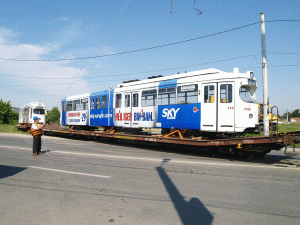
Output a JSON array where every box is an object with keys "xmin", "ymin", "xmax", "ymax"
[{"xmin": 0, "ymin": 0, "xmax": 299, "ymax": 114}]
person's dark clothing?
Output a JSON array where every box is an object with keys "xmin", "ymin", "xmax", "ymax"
[{"xmin": 33, "ymin": 135, "xmax": 42, "ymax": 155}]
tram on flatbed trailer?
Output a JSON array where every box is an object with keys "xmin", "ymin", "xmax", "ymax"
[
  {"xmin": 51, "ymin": 67, "xmax": 299, "ymax": 159},
  {"xmin": 61, "ymin": 68, "xmax": 259, "ymax": 134}
]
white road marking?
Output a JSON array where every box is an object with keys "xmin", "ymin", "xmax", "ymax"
[
  {"xmin": 0, "ymin": 145, "xmax": 31, "ymax": 151},
  {"xmin": 1, "ymin": 145, "xmax": 298, "ymax": 170},
  {"xmin": 28, "ymin": 166, "xmax": 111, "ymax": 178}
]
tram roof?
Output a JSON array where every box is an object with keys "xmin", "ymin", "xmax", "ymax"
[
  {"xmin": 20, "ymin": 102, "xmax": 45, "ymax": 109},
  {"xmin": 117, "ymin": 68, "xmax": 254, "ymax": 88},
  {"xmin": 117, "ymin": 68, "xmax": 221, "ymax": 88}
]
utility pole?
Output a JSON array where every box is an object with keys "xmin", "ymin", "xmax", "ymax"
[{"xmin": 260, "ymin": 13, "xmax": 269, "ymax": 136}]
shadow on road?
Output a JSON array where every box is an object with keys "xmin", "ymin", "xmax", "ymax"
[
  {"xmin": 156, "ymin": 159, "xmax": 213, "ymax": 225},
  {"xmin": 0, "ymin": 165, "xmax": 26, "ymax": 179}
]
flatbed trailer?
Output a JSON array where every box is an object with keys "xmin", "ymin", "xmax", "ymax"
[{"xmin": 43, "ymin": 125, "xmax": 300, "ymax": 159}]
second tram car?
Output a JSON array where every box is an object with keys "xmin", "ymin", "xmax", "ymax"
[
  {"xmin": 61, "ymin": 68, "xmax": 259, "ymax": 134},
  {"xmin": 19, "ymin": 102, "xmax": 46, "ymax": 125}
]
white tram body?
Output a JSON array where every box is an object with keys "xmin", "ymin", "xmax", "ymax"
[
  {"xmin": 62, "ymin": 93, "xmax": 90, "ymax": 126},
  {"xmin": 61, "ymin": 68, "xmax": 259, "ymax": 133},
  {"xmin": 19, "ymin": 102, "xmax": 46, "ymax": 124}
]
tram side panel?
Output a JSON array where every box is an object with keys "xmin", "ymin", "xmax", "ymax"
[
  {"xmin": 62, "ymin": 94, "xmax": 90, "ymax": 126},
  {"xmin": 114, "ymin": 89, "xmax": 157, "ymax": 128},
  {"xmin": 156, "ymin": 80, "xmax": 200, "ymax": 130},
  {"xmin": 90, "ymin": 90, "xmax": 114, "ymax": 127}
]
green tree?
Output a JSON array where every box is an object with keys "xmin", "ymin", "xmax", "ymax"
[
  {"xmin": 0, "ymin": 99, "xmax": 16, "ymax": 124},
  {"xmin": 290, "ymin": 109, "xmax": 300, "ymax": 118},
  {"xmin": 46, "ymin": 107, "xmax": 60, "ymax": 124}
]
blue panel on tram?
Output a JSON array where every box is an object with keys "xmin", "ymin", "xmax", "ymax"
[
  {"xmin": 90, "ymin": 90, "xmax": 114, "ymax": 127},
  {"xmin": 157, "ymin": 103, "xmax": 201, "ymax": 130}
]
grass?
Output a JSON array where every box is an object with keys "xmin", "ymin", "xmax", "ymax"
[
  {"xmin": 278, "ymin": 122, "xmax": 300, "ymax": 133},
  {"xmin": 0, "ymin": 120, "xmax": 31, "ymax": 135}
]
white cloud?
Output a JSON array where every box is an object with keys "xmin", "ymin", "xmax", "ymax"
[
  {"xmin": 0, "ymin": 27, "xmax": 18, "ymax": 44},
  {"xmin": 0, "ymin": 27, "xmax": 91, "ymax": 108}
]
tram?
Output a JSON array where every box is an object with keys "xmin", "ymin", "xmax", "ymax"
[
  {"xmin": 61, "ymin": 68, "xmax": 259, "ymax": 134},
  {"xmin": 18, "ymin": 102, "xmax": 46, "ymax": 125}
]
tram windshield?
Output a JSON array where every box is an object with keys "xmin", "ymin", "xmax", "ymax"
[
  {"xmin": 33, "ymin": 108, "xmax": 45, "ymax": 115},
  {"xmin": 239, "ymin": 85, "xmax": 256, "ymax": 103}
]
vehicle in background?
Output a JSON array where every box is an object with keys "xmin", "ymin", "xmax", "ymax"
[{"xmin": 16, "ymin": 102, "xmax": 46, "ymax": 130}]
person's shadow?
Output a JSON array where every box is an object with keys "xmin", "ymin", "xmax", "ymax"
[
  {"xmin": 0, "ymin": 165, "xmax": 26, "ymax": 179},
  {"xmin": 156, "ymin": 159, "xmax": 213, "ymax": 225}
]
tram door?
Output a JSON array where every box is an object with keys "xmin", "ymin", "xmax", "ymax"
[
  {"xmin": 131, "ymin": 92, "xmax": 140, "ymax": 128},
  {"xmin": 201, "ymin": 83, "xmax": 217, "ymax": 131},
  {"xmin": 218, "ymin": 82, "xmax": 235, "ymax": 132},
  {"xmin": 122, "ymin": 93, "xmax": 132, "ymax": 127},
  {"xmin": 121, "ymin": 92, "xmax": 140, "ymax": 128}
]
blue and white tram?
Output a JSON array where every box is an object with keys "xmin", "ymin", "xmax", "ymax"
[{"xmin": 61, "ymin": 68, "xmax": 259, "ymax": 134}]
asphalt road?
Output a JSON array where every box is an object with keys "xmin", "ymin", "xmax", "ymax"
[{"xmin": 0, "ymin": 133, "xmax": 299, "ymax": 225}]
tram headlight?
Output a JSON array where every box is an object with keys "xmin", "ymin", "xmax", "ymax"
[
  {"xmin": 249, "ymin": 114, "xmax": 253, "ymax": 119},
  {"xmin": 248, "ymin": 79, "xmax": 256, "ymax": 86}
]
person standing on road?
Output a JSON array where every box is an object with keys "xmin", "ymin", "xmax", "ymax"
[{"xmin": 30, "ymin": 116, "xmax": 46, "ymax": 156}]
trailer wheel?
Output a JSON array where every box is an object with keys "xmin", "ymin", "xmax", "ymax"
[
  {"xmin": 254, "ymin": 152, "xmax": 267, "ymax": 159},
  {"xmin": 233, "ymin": 151, "xmax": 256, "ymax": 160}
]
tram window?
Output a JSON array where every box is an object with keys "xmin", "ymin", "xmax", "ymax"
[
  {"xmin": 142, "ymin": 89, "xmax": 157, "ymax": 107},
  {"xmin": 81, "ymin": 98, "xmax": 88, "ymax": 110},
  {"xmin": 158, "ymin": 87, "xmax": 176, "ymax": 105},
  {"xmin": 96, "ymin": 98, "xmax": 100, "ymax": 109},
  {"xmin": 33, "ymin": 108, "xmax": 45, "ymax": 114},
  {"xmin": 101, "ymin": 96, "xmax": 107, "ymax": 109},
  {"xmin": 204, "ymin": 85, "xmax": 215, "ymax": 103},
  {"xmin": 91, "ymin": 99, "xmax": 95, "ymax": 110},
  {"xmin": 177, "ymin": 84, "xmax": 198, "ymax": 104},
  {"xmin": 133, "ymin": 93, "xmax": 139, "ymax": 107},
  {"xmin": 125, "ymin": 94, "xmax": 130, "ymax": 108},
  {"xmin": 240, "ymin": 86, "xmax": 256, "ymax": 103},
  {"xmin": 66, "ymin": 101, "xmax": 72, "ymax": 111},
  {"xmin": 220, "ymin": 84, "xmax": 232, "ymax": 103},
  {"xmin": 73, "ymin": 100, "xmax": 80, "ymax": 111},
  {"xmin": 115, "ymin": 94, "xmax": 122, "ymax": 108}
]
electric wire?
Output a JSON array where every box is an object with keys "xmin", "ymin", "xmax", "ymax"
[
  {"xmin": 0, "ymin": 19, "xmax": 298, "ymax": 62},
  {"xmin": 0, "ymin": 21, "xmax": 260, "ymax": 62},
  {"xmin": 2, "ymin": 64, "xmax": 299, "ymax": 89},
  {"xmin": 0, "ymin": 53, "xmax": 259, "ymax": 80},
  {"xmin": 0, "ymin": 54, "xmax": 260, "ymax": 87}
]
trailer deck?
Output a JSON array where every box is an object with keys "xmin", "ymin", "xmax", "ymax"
[{"xmin": 43, "ymin": 124, "xmax": 300, "ymax": 159}]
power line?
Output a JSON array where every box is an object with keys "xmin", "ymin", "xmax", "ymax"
[
  {"xmin": 1, "ymin": 51, "xmax": 298, "ymax": 80},
  {"xmin": 0, "ymin": 54, "xmax": 259, "ymax": 81},
  {"xmin": 1, "ymin": 87, "xmax": 62, "ymax": 97},
  {"xmin": 267, "ymin": 52, "xmax": 300, "ymax": 55},
  {"xmin": 265, "ymin": 19, "xmax": 300, "ymax": 23},
  {"xmin": 1, "ymin": 19, "xmax": 298, "ymax": 63},
  {"xmin": 2, "ymin": 63, "xmax": 299, "ymax": 88},
  {"xmin": 268, "ymin": 64, "xmax": 300, "ymax": 68},
  {"xmin": 0, "ymin": 21, "xmax": 260, "ymax": 62}
]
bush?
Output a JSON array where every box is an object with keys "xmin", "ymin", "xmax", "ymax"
[
  {"xmin": 0, "ymin": 99, "xmax": 17, "ymax": 124},
  {"xmin": 46, "ymin": 107, "xmax": 60, "ymax": 124}
]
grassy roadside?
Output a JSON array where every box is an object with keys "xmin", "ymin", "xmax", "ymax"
[
  {"xmin": 278, "ymin": 122, "xmax": 300, "ymax": 133},
  {"xmin": 0, "ymin": 121, "xmax": 31, "ymax": 135}
]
